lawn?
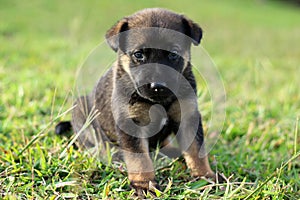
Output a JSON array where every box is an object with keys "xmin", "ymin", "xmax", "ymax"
[{"xmin": 0, "ymin": 0, "xmax": 299, "ymax": 199}]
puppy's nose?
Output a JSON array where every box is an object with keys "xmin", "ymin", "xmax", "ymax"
[{"xmin": 149, "ymin": 82, "xmax": 167, "ymax": 92}]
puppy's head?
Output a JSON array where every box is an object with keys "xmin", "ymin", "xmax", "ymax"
[{"xmin": 106, "ymin": 8, "xmax": 202, "ymax": 103}]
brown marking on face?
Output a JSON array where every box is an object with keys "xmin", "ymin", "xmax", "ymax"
[
  {"xmin": 118, "ymin": 54, "xmax": 131, "ymax": 74},
  {"xmin": 182, "ymin": 51, "xmax": 191, "ymax": 71}
]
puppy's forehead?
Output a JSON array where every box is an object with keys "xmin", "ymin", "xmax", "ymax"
[
  {"xmin": 123, "ymin": 9, "xmax": 190, "ymax": 51},
  {"xmin": 126, "ymin": 29, "xmax": 189, "ymax": 51},
  {"xmin": 128, "ymin": 8, "xmax": 184, "ymax": 31}
]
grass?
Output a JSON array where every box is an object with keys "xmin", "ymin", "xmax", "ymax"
[{"xmin": 0, "ymin": 0, "xmax": 300, "ymax": 199}]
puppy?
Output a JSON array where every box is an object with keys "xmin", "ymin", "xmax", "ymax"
[{"xmin": 56, "ymin": 8, "xmax": 219, "ymax": 195}]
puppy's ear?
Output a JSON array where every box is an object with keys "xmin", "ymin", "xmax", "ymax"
[
  {"xmin": 105, "ymin": 18, "xmax": 129, "ymax": 52},
  {"xmin": 182, "ymin": 16, "xmax": 202, "ymax": 46}
]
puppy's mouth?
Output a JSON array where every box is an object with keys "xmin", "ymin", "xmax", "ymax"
[{"xmin": 136, "ymin": 82, "xmax": 176, "ymax": 103}]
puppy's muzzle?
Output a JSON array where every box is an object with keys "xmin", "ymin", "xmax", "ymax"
[
  {"xmin": 149, "ymin": 82, "xmax": 167, "ymax": 93},
  {"xmin": 138, "ymin": 82, "xmax": 175, "ymax": 102}
]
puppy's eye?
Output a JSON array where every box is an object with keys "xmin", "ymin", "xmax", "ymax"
[
  {"xmin": 168, "ymin": 50, "xmax": 180, "ymax": 60},
  {"xmin": 133, "ymin": 50, "xmax": 144, "ymax": 60}
]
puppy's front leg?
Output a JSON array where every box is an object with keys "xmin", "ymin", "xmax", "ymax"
[
  {"xmin": 178, "ymin": 112, "xmax": 215, "ymax": 179},
  {"xmin": 169, "ymin": 98, "xmax": 216, "ymax": 180},
  {"xmin": 117, "ymin": 127, "xmax": 157, "ymax": 194}
]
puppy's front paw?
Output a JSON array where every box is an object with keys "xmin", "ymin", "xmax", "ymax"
[{"xmin": 130, "ymin": 180, "xmax": 160, "ymax": 198}]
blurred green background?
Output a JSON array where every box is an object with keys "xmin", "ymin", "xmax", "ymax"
[
  {"xmin": 1, "ymin": 0, "xmax": 299, "ymax": 101},
  {"xmin": 0, "ymin": 0, "xmax": 299, "ymax": 199}
]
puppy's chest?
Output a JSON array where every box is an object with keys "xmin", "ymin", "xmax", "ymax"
[{"xmin": 128, "ymin": 100, "xmax": 178, "ymax": 126}]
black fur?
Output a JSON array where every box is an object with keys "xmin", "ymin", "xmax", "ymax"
[{"xmin": 55, "ymin": 121, "xmax": 72, "ymax": 136}]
